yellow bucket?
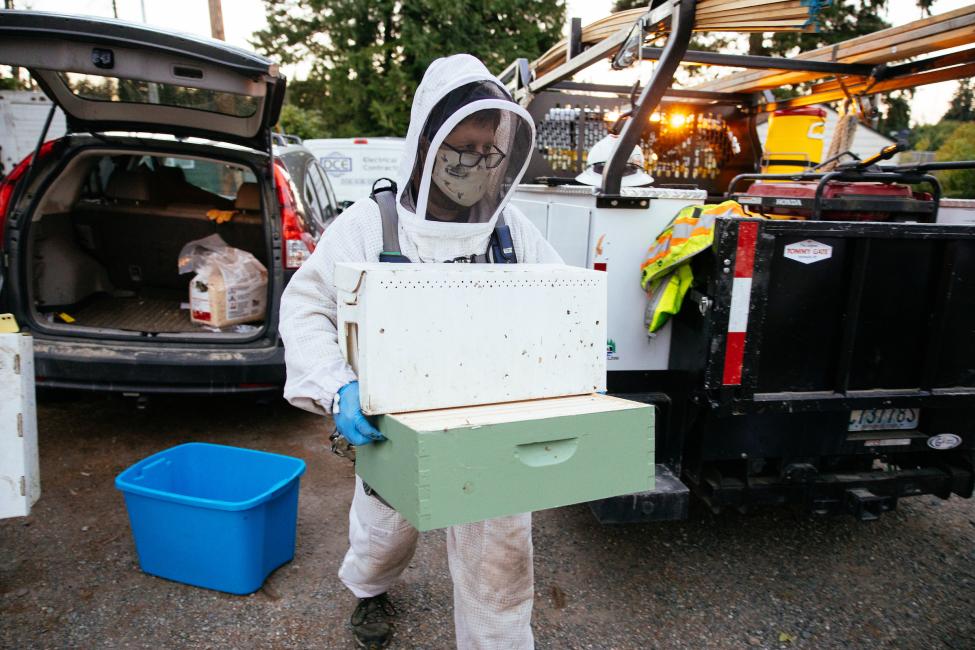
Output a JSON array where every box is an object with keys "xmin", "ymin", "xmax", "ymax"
[{"xmin": 762, "ymin": 107, "xmax": 826, "ymax": 174}]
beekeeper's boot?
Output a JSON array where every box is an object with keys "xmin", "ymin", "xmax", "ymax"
[{"xmin": 350, "ymin": 592, "xmax": 396, "ymax": 649}]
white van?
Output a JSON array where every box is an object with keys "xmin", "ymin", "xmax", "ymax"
[
  {"xmin": 303, "ymin": 137, "xmax": 405, "ymax": 206},
  {"xmin": 0, "ymin": 90, "xmax": 66, "ymax": 177}
]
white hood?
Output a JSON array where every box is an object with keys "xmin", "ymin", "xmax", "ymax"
[{"xmin": 394, "ymin": 54, "xmax": 535, "ymax": 259}]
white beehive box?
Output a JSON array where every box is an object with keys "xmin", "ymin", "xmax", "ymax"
[
  {"xmin": 336, "ymin": 263, "xmax": 607, "ymax": 414},
  {"xmin": 0, "ymin": 331, "xmax": 41, "ymax": 519}
]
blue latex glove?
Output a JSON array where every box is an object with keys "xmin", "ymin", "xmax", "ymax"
[{"xmin": 334, "ymin": 381, "xmax": 384, "ymax": 446}]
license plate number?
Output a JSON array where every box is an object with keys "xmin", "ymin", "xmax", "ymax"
[{"xmin": 849, "ymin": 408, "xmax": 919, "ymax": 431}]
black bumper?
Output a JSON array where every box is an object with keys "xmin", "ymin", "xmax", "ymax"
[
  {"xmin": 32, "ymin": 337, "xmax": 285, "ymax": 394},
  {"xmin": 686, "ymin": 463, "xmax": 975, "ymax": 520}
]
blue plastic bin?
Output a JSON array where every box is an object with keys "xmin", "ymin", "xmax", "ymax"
[{"xmin": 115, "ymin": 442, "xmax": 306, "ymax": 595}]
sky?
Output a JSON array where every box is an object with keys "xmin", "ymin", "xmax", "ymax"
[{"xmin": 10, "ymin": 0, "xmax": 972, "ymax": 126}]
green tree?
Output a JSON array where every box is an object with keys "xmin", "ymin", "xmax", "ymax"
[
  {"xmin": 933, "ymin": 122, "xmax": 975, "ymax": 198},
  {"xmin": 912, "ymin": 120, "xmax": 961, "ymax": 151},
  {"xmin": 254, "ymin": 0, "xmax": 565, "ymax": 137},
  {"xmin": 0, "ymin": 65, "xmax": 23, "ymax": 90},
  {"xmin": 942, "ymin": 79, "xmax": 974, "ymax": 122},
  {"xmin": 277, "ymin": 103, "xmax": 327, "ymax": 140},
  {"xmin": 876, "ymin": 91, "xmax": 912, "ymax": 138}
]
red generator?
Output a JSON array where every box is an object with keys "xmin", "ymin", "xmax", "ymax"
[{"xmin": 726, "ymin": 150, "xmax": 941, "ymax": 223}]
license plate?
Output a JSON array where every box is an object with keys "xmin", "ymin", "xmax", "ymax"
[{"xmin": 849, "ymin": 408, "xmax": 919, "ymax": 431}]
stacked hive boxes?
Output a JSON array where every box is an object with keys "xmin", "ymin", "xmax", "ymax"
[{"xmin": 337, "ymin": 263, "xmax": 654, "ymax": 531}]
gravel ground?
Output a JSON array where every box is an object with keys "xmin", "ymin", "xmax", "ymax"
[{"xmin": 2, "ymin": 392, "xmax": 974, "ymax": 649}]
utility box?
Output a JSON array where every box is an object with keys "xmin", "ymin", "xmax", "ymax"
[
  {"xmin": 356, "ymin": 394, "xmax": 654, "ymax": 531},
  {"xmin": 0, "ymin": 331, "xmax": 41, "ymax": 519},
  {"xmin": 510, "ymin": 185, "xmax": 706, "ymax": 372},
  {"xmin": 336, "ymin": 263, "xmax": 607, "ymax": 414}
]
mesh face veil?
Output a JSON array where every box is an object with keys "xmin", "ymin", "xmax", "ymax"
[{"xmin": 405, "ymin": 80, "xmax": 535, "ymax": 224}]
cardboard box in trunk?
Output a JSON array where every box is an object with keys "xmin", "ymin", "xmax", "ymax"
[
  {"xmin": 179, "ymin": 235, "xmax": 267, "ymax": 328},
  {"xmin": 189, "ymin": 270, "xmax": 266, "ymax": 328},
  {"xmin": 336, "ymin": 263, "xmax": 607, "ymax": 414},
  {"xmin": 355, "ymin": 394, "xmax": 654, "ymax": 531}
]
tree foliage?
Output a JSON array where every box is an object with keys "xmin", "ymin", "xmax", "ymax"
[
  {"xmin": 943, "ymin": 79, "xmax": 975, "ymax": 122},
  {"xmin": 254, "ymin": 0, "xmax": 565, "ymax": 137},
  {"xmin": 876, "ymin": 90, "xmax": 912, "ymax": 138},
  {"xmin": 911, "ymin": 120, "xmax": 961, "ymax": 151},
  {"xmin": 933, "ymin": 122, "xmax": 975, "ymax": 199},
  {"xmin": 277, "ymin": 104, "xmax": 328, "ymax": 141}
]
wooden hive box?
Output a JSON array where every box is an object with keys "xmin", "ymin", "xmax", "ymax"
[
  {"xmin": 336, "ymin": 263, "xmax": 607, "ymax": 415},
  {"xmin": 355, "ymin": 394, "xmax": 654, "ymax": 531}
]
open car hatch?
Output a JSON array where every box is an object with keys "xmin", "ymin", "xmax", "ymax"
[{"xmin": 0, "ymin": 10, "xmax": 285, "ymax": 152}]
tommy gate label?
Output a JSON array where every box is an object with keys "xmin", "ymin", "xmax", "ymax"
[{"xmin": 784, "ymin": 239, "xmax": 832, "ymax": 264}]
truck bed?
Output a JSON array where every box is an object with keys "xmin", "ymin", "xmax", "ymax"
[{"xmin": 669, "ymin": 218, "xmax": 975, "ymax": 517}]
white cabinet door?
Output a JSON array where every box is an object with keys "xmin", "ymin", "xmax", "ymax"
[{"xmin": 0, "ymin": 332, "xmax": 40, "ymax": 519}]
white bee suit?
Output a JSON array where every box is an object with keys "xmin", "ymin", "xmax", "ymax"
[{"xmin": 279, "ymin": 53, "xmax": 562, "ymax": 649}]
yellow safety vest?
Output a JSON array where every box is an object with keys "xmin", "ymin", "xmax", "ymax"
[{"xmin": 640, "ymin": 201, "xmax": 756, "ymax": 333}]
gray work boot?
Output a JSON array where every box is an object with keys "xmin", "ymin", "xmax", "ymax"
[{"xmin": 350, "ymin": 593, "xmax": 396, "ymax": 649}]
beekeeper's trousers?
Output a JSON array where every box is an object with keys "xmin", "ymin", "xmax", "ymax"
[{"xmin": 338, "ymin": 477, "xmax": 534, "ymax": 649}]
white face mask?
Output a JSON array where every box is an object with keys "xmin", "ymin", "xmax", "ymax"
[{"xmin": 431, "ymin": 146, "xmax": 490, "ymax": 207}]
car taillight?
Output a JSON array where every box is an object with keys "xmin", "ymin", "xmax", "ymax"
[
  {"xmin": 0, "ymin": 139, "xmax": 59, "ymax": 244},
  {"xmin": 273, "ymin": 160, "xmax": 315, "ymax": 269}
]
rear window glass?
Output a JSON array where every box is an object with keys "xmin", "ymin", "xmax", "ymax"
[
  {"xmin": 159, "ymin": 157, "xmax": 256, "ymax": 199},
  {"xmin": 81, "ymin": 154, "xmax": 256, "ymax": 206},
  {"xmin": 57, "ymin": 72, "xmax": 259, "ymax": 118}
]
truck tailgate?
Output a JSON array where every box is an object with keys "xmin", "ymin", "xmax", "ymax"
[{"xmin": 674, "ymin": 219, "xmax": 975, "ymax": 411}]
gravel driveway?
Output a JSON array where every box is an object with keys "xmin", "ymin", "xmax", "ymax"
[{"xmin": 2, "ymin": 393, "xmax": 973, "ymax": 649}]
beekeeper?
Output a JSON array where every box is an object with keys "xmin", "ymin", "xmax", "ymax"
[
  {"xmin": 279, "ymin": 54, "xmax": 562, "ymax": 649},
  {"xmin": 576, "ymin": 133, "xmax": 654, "ymax": 187}
]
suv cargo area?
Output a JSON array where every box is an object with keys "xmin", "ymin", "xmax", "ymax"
[{"xmin": 26, "ymin": 151, "xmax": 271, "ymax": 339}]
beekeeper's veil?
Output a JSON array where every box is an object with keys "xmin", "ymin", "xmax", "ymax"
[{"xmin": 397, "ymin": 54, "xmax": 534, "ymax": 231}]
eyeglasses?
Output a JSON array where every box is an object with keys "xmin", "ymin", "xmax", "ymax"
[{"xmin": 441, "ymin": 142, "xmax": 506, "ymax": 169}]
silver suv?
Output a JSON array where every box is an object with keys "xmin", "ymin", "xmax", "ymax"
[{"xmin": 0, "ymin": 11, "xmax": 338, "ymax": 394}]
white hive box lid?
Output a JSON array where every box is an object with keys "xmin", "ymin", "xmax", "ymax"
[{"xmin": 336, "ymin": 263, "xmax": 607, "ymax": 414}]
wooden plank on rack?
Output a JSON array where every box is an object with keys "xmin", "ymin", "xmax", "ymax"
[
  {"xmin": 763, "ymin": 62, "xmax": 975, "ymax": 111},
  {"xmin": 707, "ymin": 24, "xmax": 975, "ymax": 92},
  {"xmin": 694, "ymin": 4, "xmax": 975, "ymax": 93},
  {"xmin": 697, "ymin": 6, "xmax": 975, "ymax": 91},
  {"xmin": 530, "ymin": 1, "xmax": 821, "ymax": 78}
]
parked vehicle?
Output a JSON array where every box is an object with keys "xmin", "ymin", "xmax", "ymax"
[
  {"xmin": 0, "ymin": 11, "xmax": 337, "ymax": 394},
  {"xmin": 303, "ymin": 137, "xmax": 405, "ymax": 206},
  {"xmin": 503, "ymin": 4, "xmax": 975, "ymax": 520}
]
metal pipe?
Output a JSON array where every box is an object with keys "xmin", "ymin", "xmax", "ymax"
[
  {"xmin": 641, "ymin": 47, "xmax": 876, "ymax": 76},
  {"xmin": 601, "ymin": 0, "xmax": 697, "ymax": 195},
  {"xmin": 550, "ymin": 81, "xmax": 753, "ymax": 104}
]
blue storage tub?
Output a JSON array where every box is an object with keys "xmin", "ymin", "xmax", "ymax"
[{"xmin": 115, "ymin": 442, "xmax": 306, "ymax": 595}]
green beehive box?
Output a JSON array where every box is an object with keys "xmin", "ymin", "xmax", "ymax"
[{"xmin": 355, "ymin": 394, "xmax": 654, "ymax": 531}]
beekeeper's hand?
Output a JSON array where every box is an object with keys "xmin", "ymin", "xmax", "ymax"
[{"xmin": 334, "ymin": 381, "xmax": 385, "ymax": 446}]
